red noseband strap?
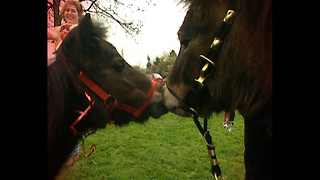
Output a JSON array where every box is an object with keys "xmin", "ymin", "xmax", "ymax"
[
  {"xmin": 77, "ymin": 71, "xmax": 156, "ymax": 122},
  {"xmin": 115, "ymin": 80, "xmax": 156, "ymax": 119}
]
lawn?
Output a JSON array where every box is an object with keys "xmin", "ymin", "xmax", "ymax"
[{"xmin": 56, "ymin": 111, "xmax": 245, "ymax": 180}]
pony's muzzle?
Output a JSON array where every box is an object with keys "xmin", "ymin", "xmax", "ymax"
[{"xmin": 162, "ymin": 85, "xmax": 190, "ymax": 117}]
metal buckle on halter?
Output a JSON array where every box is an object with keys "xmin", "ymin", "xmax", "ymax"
[
  {"xmin": 223, "ymin": 10, "xmax": 236, "ymax": 24},
  {"xmin": 210, "ymin": 37, "xmax": 222, "ymax": 51},
  {"xmin": 195, "ymin": 55, "xmax": 215, "ymax": 86}
]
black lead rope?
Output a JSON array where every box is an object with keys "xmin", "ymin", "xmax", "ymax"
[
  {"xmin": 190, "ymin": 110, "xmax": 224, "ymax": 180},
  {"xmin": 188, "ymin": 8, "xmax": 236, "ymax": 179}
]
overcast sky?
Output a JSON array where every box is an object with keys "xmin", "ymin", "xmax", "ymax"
[{"xmin": 84, "ymin": 0, "xmax": 187, "ymax": 68}]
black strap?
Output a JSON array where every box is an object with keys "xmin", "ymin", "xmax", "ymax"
[
  {"xmin": 192, "ymin": 115, "xmax": 206, "ymax": 135},
  {"xmin": 192, "ymin": 115, "xmax": 224, "ymax": 180}
]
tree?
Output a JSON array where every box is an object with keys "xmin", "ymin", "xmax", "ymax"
[
  {"xmin": 146, "ymin": 50, "xmax": 177, "ymax": 78},
  {"xmin": 146, "ymin": 55, "xmax": 151, "ymax": 69},
  {"xmin": 154, "ymin": 56, "xmax": 160, "ymax": 66},
  {"xmin": 47, "ymin": 0, "xmax": 155, "ymax": 38}
]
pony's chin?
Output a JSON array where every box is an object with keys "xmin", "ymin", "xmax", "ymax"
[
  {"xmin": 169, "ymin": 107, "xmax": 190, "ymax": 117},
  {"xmin": 113, "ymin": 104, "xmax": 168, "ymax": 125},
  {"xmin": 150, "ymin": 98, "xmax": 169, "ymax": 119}
]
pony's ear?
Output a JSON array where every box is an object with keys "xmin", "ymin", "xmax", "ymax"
[
  {"xmin": 77, "ymin": 13, "xmax": 93, "ymax": 35},
  {"xmin": 76, "ymin": 13, "xmax": 102, "ymax": 54}
]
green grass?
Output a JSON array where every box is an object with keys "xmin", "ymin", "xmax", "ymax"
[{"xmin": 56, "ymin": 111, "xmax": 245, "ymax": 180}]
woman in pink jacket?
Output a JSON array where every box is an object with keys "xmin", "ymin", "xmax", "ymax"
[
  {"xmin": 47, "ymin": 0, "xmax": 84, "ymax": 168},
  {"xmin": 47, "ymin": 0, "xmax": 84, "ymax": 66}
]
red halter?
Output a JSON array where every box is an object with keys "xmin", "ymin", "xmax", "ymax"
[{"xmin": 69, "ymin": 70, "xmax": 156, "ymax": 136}]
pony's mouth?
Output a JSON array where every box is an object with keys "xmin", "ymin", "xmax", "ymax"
[
  {"xmin": 149, "ymin": 101, "xmax": 168, "ymax": 119},
  {"xmin": 148, "ymin": 83, "xmax": 169, "ymax": 118},
  {"xmin": 162, "ymin": 85, "xmax": 190, "ymax": 117},
  {"xmin": 110, "ymin": 82, "xmax": 169, "ymax": 125}
]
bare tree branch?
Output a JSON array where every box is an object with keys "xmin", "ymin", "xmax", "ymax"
[
  {"xmin": 47, "ymin": 1, "xmax": 53, "ymax": 11},
  {"xmin": 48, "ymin": 0, "xmax": 155, "ymax": 37},
  {"xmin": 83, "ymin": 0, "xmax": 97, "ymax": 11}
]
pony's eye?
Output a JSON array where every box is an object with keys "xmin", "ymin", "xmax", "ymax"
[
  {"xmin": 113, "ymin": 60, "xmax": 125, "ymax": 73},
  {"xmin": 180, "ymin": 39, "xmax": 190, "ymax": 49}
]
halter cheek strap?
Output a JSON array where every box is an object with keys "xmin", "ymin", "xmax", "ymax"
[{"xmin": 77, "ymin": 71, "xmax": 112, "ymax": 102}]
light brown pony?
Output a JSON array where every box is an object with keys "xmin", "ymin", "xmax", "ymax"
[{"xmin": 163, "ymin": 0, "xmax": 272, "ymax": 179}]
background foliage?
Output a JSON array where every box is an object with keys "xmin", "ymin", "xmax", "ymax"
[{"xmin": 133, "ymin": 50, "xmax": 177, "ymax": 78}]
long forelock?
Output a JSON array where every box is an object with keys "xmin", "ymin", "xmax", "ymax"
[
  {"xmin": 177, "ymin": 0, "xmax": 193, "ymax": 7},
  {"xmin": 56, "ymin": 20, "xmax": 109, "ymax": 60},
  {"xmin": 91, "ymin": 21, "xmax": 109, "ymax": 41}
]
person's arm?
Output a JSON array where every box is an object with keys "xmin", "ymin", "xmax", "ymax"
[{"xmin": 47, "ymin": 26, "xmax": 64, "ymax": 41}]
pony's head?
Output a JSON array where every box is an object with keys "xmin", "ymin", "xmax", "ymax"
[
  {"xmin": 163, "ymin": 0, "xmax": 272, "ymax": 118},
  {"xmin": 56, "ymin": 14, "xmax": 168, "ymax": 127}
]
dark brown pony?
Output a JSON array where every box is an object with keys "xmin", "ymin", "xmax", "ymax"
[
  {"xmin": 47, "ymin": 14, "xmax": 167, "ymax": 180},
  {"xmin": 163, "ymin": 0, "xmax": 272, "ymax": 179}
]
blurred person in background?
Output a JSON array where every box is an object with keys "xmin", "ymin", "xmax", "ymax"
[{"xmin": 47, "ymin": 0, "xmax": 84, "ymax": 168}]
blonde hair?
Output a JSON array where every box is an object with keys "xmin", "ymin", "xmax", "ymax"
[{"xmin": 61, "ymin": 0, "xmax": 84, "ymax": 23}]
